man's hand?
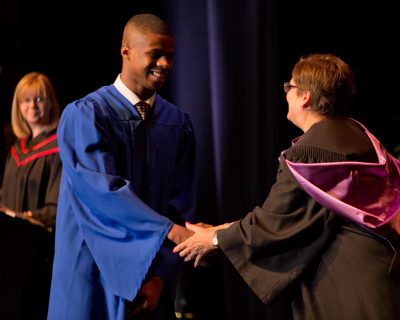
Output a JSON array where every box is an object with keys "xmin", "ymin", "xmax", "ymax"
[
  {"xmin": 167, "ymin": 224, "xmax": 194, "ymax": 245},
  {"xmin": 125, "ymin": 276, "xmax": 163, "ymax": 320},
  {"xmin": 193, "ymin": 222, "xmax": 214, "ymax": 228}
]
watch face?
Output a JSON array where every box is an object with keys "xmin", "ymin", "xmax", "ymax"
[{"xmin": 212, "ymin": 233, "xmax": 218, "ymax": 246}]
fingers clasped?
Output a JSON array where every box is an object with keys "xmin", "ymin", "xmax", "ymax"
[{"xmin": 173, "ymin": 224, "xmax": 216, "ymax": 267}]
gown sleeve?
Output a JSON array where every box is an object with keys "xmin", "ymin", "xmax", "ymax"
[
  {"xmin": 57, "ymin": 99, "xmax": 173, "ymax": 299},
  {"xmin": 31, "ymin": 153, "xmax": 62, "ymax": 229},
  {"xmin": 217, "ymin": 147, "xmax": 340, "ymax": 304}
]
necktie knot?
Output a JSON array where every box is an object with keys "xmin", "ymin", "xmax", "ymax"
[{"xmin": 135, "ymin": 101, "xmax": 151, "ymax": 120}]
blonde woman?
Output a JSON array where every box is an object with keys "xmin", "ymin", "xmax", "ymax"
[
  {"xmin": 0, "ymin": 71, "xmax": 61, "ymax": 229},
  {"xmin": 0, "ymin": 72, "xmax": 61, "ymax": 319}
]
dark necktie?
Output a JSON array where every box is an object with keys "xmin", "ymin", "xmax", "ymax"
[{"xmin": 135, "ymin": 101, "xmax": 151, "ymax": 120}]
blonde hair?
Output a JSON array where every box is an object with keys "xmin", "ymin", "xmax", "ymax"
[{"xmin": 11, "ymin": 72, "xmax": 60, "ymax": 138}]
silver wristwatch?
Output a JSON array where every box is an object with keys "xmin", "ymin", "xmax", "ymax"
[{"xmin": 212, "ymin": 231, "xmax": 219, "ymax": 248}]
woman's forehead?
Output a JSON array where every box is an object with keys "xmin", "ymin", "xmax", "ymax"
[{"xmin": 18, "ymin": 84, "xmax": 45, "ymax": 97}]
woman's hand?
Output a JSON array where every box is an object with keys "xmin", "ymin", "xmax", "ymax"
[
  {"xmin": 0, "ymin": 208, "xmax": 45, "ymax": 228},
  {"xmin": 0, "ymin": 206, "xmax": 17, "ymax": 218},
  {"xmin": 173, "ymin": 222, "xmax": 233, "ymax": 267}
]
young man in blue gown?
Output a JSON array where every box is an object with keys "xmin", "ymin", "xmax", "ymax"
[{"xmin": 48, "ymin": 14, "xmax": 196, "ymax": 320}]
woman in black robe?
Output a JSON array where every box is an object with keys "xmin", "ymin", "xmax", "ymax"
[
  {"xmin": 174, "ymin": 54, "xmax": 400, "ymax": 320},
  {"xmin": 0, "ymin": 72, "xmax": 61, "ymax": 319}
]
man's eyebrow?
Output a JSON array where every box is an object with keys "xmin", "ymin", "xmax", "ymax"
[{"xmin": 126, "ymin": 41, "xmax": 146, "ymax": 47}]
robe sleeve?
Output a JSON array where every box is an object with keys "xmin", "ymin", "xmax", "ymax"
[
  {"xmin": 30, "ymin": 153, "xmax": 62, "ymax": 230},
  {"xmin": 217, "ymin": 147, "xmax": 340, "ymax": 304},
  {"xmin": 57, "ymin": 100, "xmax": 172, "ymax": 300}
]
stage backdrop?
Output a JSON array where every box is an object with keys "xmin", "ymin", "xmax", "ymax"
[{"xmin": 0, "ymin": 0, "xmax": 399, "ymax": 319}]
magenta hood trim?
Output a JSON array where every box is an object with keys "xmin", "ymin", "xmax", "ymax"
[{"xmin": 283, "ymin": 120, "xmax": 400, "ymax": 228}]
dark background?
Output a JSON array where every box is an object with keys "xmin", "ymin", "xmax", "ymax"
[{"xmin": 1, "ymin": 0, "xmax": 399, "ymax": 319}]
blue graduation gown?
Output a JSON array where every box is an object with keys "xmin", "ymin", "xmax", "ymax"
[{"xmin": 47, "ymin": 85, "xmax": 196, "ymax": 320}]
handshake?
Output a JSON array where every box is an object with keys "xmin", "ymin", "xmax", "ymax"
[{"xmin": 168, "ymin": 221, "xmax": 233, "ymax": 267}]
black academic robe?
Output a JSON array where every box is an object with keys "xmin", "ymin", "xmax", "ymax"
[
  {"xmin": 1, "ymin": 129, "xmax": 61, "ymax": 229},
  {"xmin": 218, "ymin": 118, "xmax": 400, "ymax": 320},
  {"xmin": 0, "ymin": 129, "xmax": 61, "ymax": 319}
]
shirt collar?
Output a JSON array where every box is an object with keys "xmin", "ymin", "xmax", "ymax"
[{"xmin": 113, "ymin": 74, "xmax": 155, "ymax": 107}]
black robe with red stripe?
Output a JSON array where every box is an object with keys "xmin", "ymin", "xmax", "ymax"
[
  {"xmin": 0, "ymin": 129, "xmax": 61, "ymax": 319},
  {"xmin": 1, "ymin": 128, "xmax": 61, "ymax": 229}
]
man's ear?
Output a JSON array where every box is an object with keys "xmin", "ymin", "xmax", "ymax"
[{"xmin": 121, "ymin": 44, "xmax": 130, "ymax": 60}]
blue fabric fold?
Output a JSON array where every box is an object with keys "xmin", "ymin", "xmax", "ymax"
[{"xmin": 48, "ymin": 85, "xmax": 196, "ymax": 320}]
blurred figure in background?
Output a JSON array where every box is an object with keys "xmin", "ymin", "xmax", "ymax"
[{"xmin": 0, "ymin": 72, "xmax": 61, "ymax": 319}]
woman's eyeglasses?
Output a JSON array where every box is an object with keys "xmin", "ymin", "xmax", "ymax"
[
  {"xmin": 283, "ymin": 82, "xmax": 297, "ymax": 94},
  {"xmin": 20, "ymin": 96, "xmax": 48, "ymax": 105}
]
